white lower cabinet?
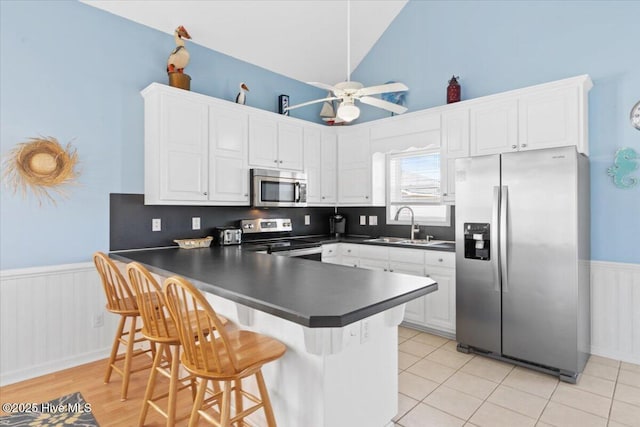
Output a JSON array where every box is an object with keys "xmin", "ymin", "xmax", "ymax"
[{"xmin": 320, "ymin": 244, "xmax": 456, "ymax": 335}]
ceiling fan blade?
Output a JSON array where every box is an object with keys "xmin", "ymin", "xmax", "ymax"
[
  {"xmin": 306, "ymin": 82, "xmax": 345, "ymax": 96},
  {"xmin": 285, "ymin": 97, "xmax": 340, "ymax": 111},
  {"xmin": 357, "ymin": 82, "xmax": 409, "ymax": 97},
  {"xmin": 359, "ymin": 96, "xmax": 408, "ymax": 115}
]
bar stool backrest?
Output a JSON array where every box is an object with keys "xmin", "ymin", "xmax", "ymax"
[
  {"xmin": 163, "ymin": 276, "xmax": 238, "ymax": 375},
  {"xmin": 93, "ymin": 252, "xmax": 137, "ymax": 314},
  {"xmin": 127, "ymin": 262, "xmax": 171, "ymax": 340}
]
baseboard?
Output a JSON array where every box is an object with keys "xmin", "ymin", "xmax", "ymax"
[{"xmin": 0, "ymin": 346, "xmax": 111, "ymax": 386}]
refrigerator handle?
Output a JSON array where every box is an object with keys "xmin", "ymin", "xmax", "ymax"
[
  {"xmin": 500, "ymin": 185, "xmax": 509, "ymax": 292},
  {"xmin": 492, "ymin": 186, "xmax": 501, "ymax": 292}
]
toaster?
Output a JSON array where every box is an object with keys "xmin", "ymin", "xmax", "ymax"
[{"xmin": 215, "ymin": 227, "xmax": 242, "ymax": 246}]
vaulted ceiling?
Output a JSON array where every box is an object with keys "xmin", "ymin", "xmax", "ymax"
[{"xmin": 83, "ymin": 0, "xmax": 408, "ymax": 85}]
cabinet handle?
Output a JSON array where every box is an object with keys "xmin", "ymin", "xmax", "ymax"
[
  {"xmin": 384, "ymin": 268, "xmax": 387, "ymax": 271},
  {"xmin": 274, "ymin": 160, "xmax": 278, "ymax": 163},
  {"xmin": 521, "ymin": 143, "xmax": 527, "ymax": 148},
  {"xmin": 365, "ymin": 196, "xmax": 369, "ymax": 199},
  {"xmin": 203, "ymin": 192, "xmax": 208, "ymax": 196},
  {"xmin": 347, "ymin": 249, "xmax": 351, "ymax": 253},
  {"xmin": 244, "ymin": 193, "xmax": 248, "ymax": 197},
  {"xmin": 443, "ymin": 192, "xmax": 448, "ymax": 196},
  {"xmin": 390, "ymin": 269, "xmax": 394, "ymax": 272},
  {"xmin": 328, "ymin": 250, "xmax": 333, "ymax": 253},
  {"xmin": 353, "ymin": 264, "xmax": 357, "ymax": 267},
  {"xmin": 438, "ymin": 258, "xmax": 443, "ymax": 262},
  {"xmin": 322, "ymin": 196, "xmax": 325, "ymax": 199},
  {"xmin": 279, "ymin": 160, "xmax": 283, "ymax": 163},
  {"xmin": 511, "ymin": 145, "xmax": 517, "ymax": 149},
  {"xmin": 426, "ymin": 274, "xmax": 430, "ymax": 277}
]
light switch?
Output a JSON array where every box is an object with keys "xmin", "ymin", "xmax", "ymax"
[
  {"xmin": 369, "ymin": 216, "xmax": 378, "ymax": 226},
  {"xmin": 152, "ymin": 218, "xmax": 161, "ymax": 232},
  {"xmin": 304, "ymin": 215, "xmax": 311, "ymax": 225},
  {"xmin": 192, "ymin": 217, "xmax": 201, "ymax": 230},
  {"xmin": 359, "ymin": 215, "xmax": 367, "ymax": 226}
]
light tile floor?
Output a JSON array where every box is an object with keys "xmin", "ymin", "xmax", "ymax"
[{"xmin": 395, "ymin": 326, "xmax": 640, "ymax": 427}]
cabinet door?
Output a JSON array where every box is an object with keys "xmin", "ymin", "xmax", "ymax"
[
  {"xmin": 277, "ymin": 122, "xmax": 304, "ymax": 170},
  {"xmin": 159, "ymin": 94, "xmax": 209, "ymax": 201},
  {"xmin": 442, "ymin": 108, "xmax": 470, "ymax": 158},
  {"xmin": 390, "ymin": 261, "xmax": 428, "ymax": 325},
  {"xmin": 304, "ymin": 127, "xmax": 322, "ymax": 204},
  {"xmin": 359, "ymin": 258, "xmax": 389, "ymax": 271},
  {"xmin": 470, "ymin": 99, "xmax": 518, "ymax": 156},
  {"xmin": 338, "ymin": 129, "xmax": 371, "ymax": 204},
  {"xmin": 424, "ymin": 267, "xmax": 456, "ymax": 334},
  {"xmin": 320, "ymin": 132, "xmax": 337, "ymax": 203},
  {"xmin": 208, "ymin": 106, "xmax": 249, "ymax": 203},
  {"xmin": 442, "ymin": 157, "xmax": 457, "ymax": 203},
  {"xmin": 341, "ymin": 256, "xmax": 360, "ymax": 268},
  {"xmin": 248, "ymin": 115, "xmax": 278, "ymax": 168},
  {"xmin": 518, "ymin": 86, "xmax": 578, "ymax": 151}
]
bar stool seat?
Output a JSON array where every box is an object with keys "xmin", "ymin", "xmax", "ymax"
[
  {"xmin": 163, "ymin": 275, "xmax": 286, "ymax": 427},
  {"xmin": 93, "ymin": 252, "xmax": 156, "ymax": 401}
]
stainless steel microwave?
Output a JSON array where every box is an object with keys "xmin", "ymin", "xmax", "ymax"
[{"xmin": 250, "ymin": 169, "xmax": 307, "ymax": 207}]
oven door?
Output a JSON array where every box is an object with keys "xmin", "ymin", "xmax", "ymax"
[{"xmin": 271, "ymin": 246, "xmax": 322, "ymax": 261}]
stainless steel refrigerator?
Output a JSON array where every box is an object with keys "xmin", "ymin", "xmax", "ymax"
[{"xmin": 455, "ymin": 146, "xmax": 590, "ymax": 383}]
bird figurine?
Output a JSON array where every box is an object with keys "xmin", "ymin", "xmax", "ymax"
[
  {"xmin": 235, "ymin": 83, "xmax": 249, "ymax": 105},
  {"xmin": 167, "ymin": 25, "xmax": 191, "ymax": 73}
]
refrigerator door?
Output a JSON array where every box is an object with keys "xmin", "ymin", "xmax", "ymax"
[
  {"xmin": 501, "ymin": 146, "xmax": 578, "ymax": 372},
  {"xmin": 455, "ymin": 155, "xmax": 502, "ymax": 354}
]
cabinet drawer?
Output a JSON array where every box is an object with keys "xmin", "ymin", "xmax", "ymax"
[
  {"xmin": 424, "ymin": 251, "xmax": 455, "ymax": 268},
  {"xmin": 340, "ymin": 244, "xmax": 360, "ymax": 257},
  {"xmin": 322, "ymin": 244, "xmax": 338, "ymax": 258},
  {"xmin": 359, "ymin": 245, "xmax": 389, "ymax": 260},
  {"xmin": 341, "ymin": 256, "xmax": 359, "ymax": 268},
  {"xmin": 388, "ymin": 247, "xmax": 424, "ymax": 264}
]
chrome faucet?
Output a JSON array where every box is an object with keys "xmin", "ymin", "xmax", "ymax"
[{"xmin": 394, "ymin": 206, "xmax": 420, "ymax": 241}]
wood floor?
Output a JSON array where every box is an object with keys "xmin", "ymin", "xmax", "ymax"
[{"xmin": 0, "ymin": 354, "xmax": 198, "ymax": 426}]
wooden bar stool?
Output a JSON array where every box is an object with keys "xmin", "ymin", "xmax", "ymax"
[
  {"xmin": 163, "ymin": 275, "xmax": 287, "ymax": 427},
  {"xmin": 127, "ymin": 262, "xmax": 229, "ymax": 427},
  {"xmin": 93, "ymin": 252, "xmax": 156, "ymax": 401}
]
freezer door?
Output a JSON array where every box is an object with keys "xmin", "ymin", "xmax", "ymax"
[
  {"xmin": 501, "ymin": 146, "xmax": 579, "ymax": 372},
  {"xmin": 455, "ymin": 155, "xmax": 501, "ymax": 354}
]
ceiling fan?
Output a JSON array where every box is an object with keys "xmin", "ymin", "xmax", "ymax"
[{"xmin": 284, "ymin": 1, "xmax": 408, "ymax": 123}]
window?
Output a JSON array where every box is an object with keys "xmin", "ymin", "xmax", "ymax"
[{"xmin": 387, "ymin": 149, "xmax": 450, "ymax": 226}]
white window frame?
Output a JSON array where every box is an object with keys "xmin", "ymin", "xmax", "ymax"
[{"xmin": 386, "ymin": 148, "xmax": 451, "ymax": 227}]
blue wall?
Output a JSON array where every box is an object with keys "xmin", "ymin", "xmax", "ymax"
[
  {"xmin": 0, "ymin": 1, "xmax": 324, "ymax": 269},
  {"xmin": 352, "ymin": 0, "xmax": 639, "ymax": 264}
]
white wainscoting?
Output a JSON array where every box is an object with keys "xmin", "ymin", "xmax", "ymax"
[
  {"xmin": 0, "ymin": 262, "xmax": 118, "ymax": 386},
  {"xmin": 0, "ymin": 260, "xmax": 638, "ymax": 386},
  {"xmin": 591, "ymin": 260, "xmax": 640, "ymax": 365}
]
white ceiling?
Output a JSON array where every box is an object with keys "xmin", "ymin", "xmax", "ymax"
[{"xmin": 82, "ymin": 0, "xmax": 408, "ymax": 85}]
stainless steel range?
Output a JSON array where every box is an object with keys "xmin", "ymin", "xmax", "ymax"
[{"xmin": 240, "ymin": 218, "xmax": 323, "ymax": 260}]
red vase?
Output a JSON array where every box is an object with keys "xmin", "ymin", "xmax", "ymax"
[{"xmin": 447, "ymin": 75, "xmax": 460, "ymax": 104}]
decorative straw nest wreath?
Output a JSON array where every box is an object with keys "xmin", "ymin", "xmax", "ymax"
[{"xmin": 3, "ymin": 136, "xmax": 79, "ymax": 205}]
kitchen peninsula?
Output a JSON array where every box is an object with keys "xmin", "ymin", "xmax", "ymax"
[{"xmin": 111, "ymin": 246, "xmax": 437, "ymax": 427}]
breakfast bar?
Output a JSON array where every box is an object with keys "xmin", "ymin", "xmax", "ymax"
[{"xmin": 111, "ymin": 246, "xmax": 437, "ymax": 427}]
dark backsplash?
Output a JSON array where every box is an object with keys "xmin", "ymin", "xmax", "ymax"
[{"xmin": 110, "ymin": 194, "xmax": 455, "ymax": 250}]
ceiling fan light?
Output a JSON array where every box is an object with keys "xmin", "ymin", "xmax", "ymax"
[{"xmin": 337, "ymin": 102, "xmax": 360, "ymax": 122}]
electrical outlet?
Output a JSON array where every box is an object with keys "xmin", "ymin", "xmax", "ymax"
[
  {"xmin": 360, "ymin": 319, "xmax": 370, "ymax": 344},
  {"xmin": 369, "ymin": 215, "xmax": 378, "ymax": 226},
  {"xmin": 192, "ymin": 217, "xmax": 201, "ymax": 230},
  {"xmin": 360, "ymin": 215, "xmax": 367, "ymax": 226},
  {"xmin": 304, "ymin": 215, "xmax": 310, "ymax": 225},
  {"xmin": 92, "ymin": 313, "xmax": 104, "ymax": 328},
  {"xmin": 152, "ymin": 218, "xmax": 161, "ymax": 232}
]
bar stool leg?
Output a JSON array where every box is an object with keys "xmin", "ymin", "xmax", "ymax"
[
  {"xmin": 105, "ymin": 316, "xmax": 126, "ymax": 384},
  {"xmin": 120, "ymin": 316, "xmax": 138, "ymax": 401},
  {"xmin": 255, "ymin": 370, "xmax": 277, "ymax": 427},
  {"xmin": 138, "ymin": 342, "xmax": 164, "ymax": 427},
  {"xmin": 166, "ymin": 345, "xmax": 180, "ymax": 427},
  {"xmin": 234, "ymin": 379, "xmax": 243, "ymax": 425},
  {"xmin": 220, "ymin": 381, "xmax": 232, "ymax": 427},
  {"xmin": 189, "ymin": 378, "xmax": 208, "ymax": 427}
]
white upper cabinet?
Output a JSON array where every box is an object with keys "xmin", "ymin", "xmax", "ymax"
[
  {"xmin": 442, "ymin": 109, "xmax": 470, "ymax": 158},
  {"xmin": 208, "ymin": 106, "xmax": 249, "ymax": 203},
  {"xmin": 518, "ymin": 86, "xmax": 580, "ymax": 152},
  {"xmin": 338, "ymin": 128, "xmax": 372, "ymax": 205},
  {"xmin": 248, "ymin": 117, "xmax": 303, "ymax": 171},
  {"xmin": 305, "ymin": 128, "xmax": 337, "ymax": 205},
  {"xmin": 470, "ymin": 98, "xmax": 519, "ymax": 156}
]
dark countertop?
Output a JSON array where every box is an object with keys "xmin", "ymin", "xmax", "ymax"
[
  {"xmin": 243, "ymin": 235, "xmax": 456, "ymax": 252},
  {"xmin": 111, "ymin": 246, "xmax": 437, "ymax": 328}
]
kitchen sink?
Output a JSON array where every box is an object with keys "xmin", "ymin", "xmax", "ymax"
[
  {"xmin": 364, "ymin": 237, "xmax": 455, "ymax": 249},
  {"xmin": 364, "ymin": 237, "xmax": 408, "ymax": 243}
]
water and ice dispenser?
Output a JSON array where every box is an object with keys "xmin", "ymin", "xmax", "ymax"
[{"xmin": 464, "ymin": 223, "xmax": 491, "ymax": 260}]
